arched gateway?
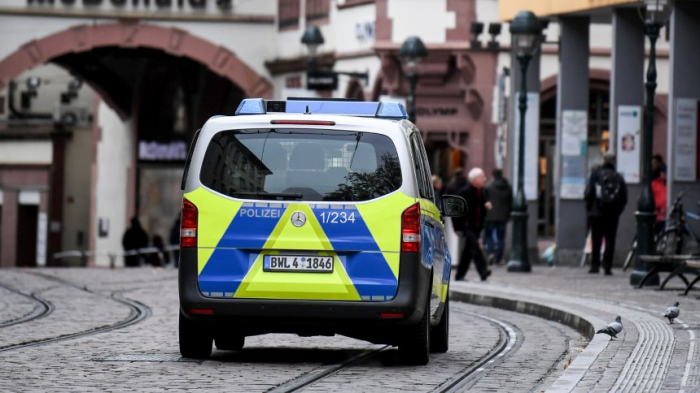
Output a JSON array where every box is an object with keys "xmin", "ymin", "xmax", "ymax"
[{"xmin": 0, "ymin": 22, "xmax": 273, "ymax": 267}]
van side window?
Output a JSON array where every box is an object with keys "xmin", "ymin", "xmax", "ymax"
[
  {"xmin": 410, "ymin": 133, "xmax": 431, "ymax": 200},
  {"xmin": 413, "ymin": 133, "xmax": 434, "ymax": 202},
  {"xmin": 181, "ymin": 129, "xmax": 201, "ymax": 190}
]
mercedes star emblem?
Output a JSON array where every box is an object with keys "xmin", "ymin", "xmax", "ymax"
[{"xmin": 291, "ymin": 211, "xmax": 307, "ymax": 227}]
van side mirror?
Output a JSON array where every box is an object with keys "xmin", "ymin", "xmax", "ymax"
[{"xmin": 442, "ymin": 195, "xmax": 467, "ymax": 217}]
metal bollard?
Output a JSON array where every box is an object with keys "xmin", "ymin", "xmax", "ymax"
[{"xmin": 109, "ymin": 254, "xmax": 116, "ymax": 269}]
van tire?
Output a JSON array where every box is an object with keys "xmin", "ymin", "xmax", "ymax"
[
  {"xmin": 179, "ymin": 311, "xmax": 213, "ymax": 359},
  {"xmin": 215, "ymin": 335, "xmax": 245, "ymax": 351},
  {"xmin": 399, "ymin": 290, "xmax": 431, "ymax": 365},
  {"xmin": 430, "ymin": 293, "xmax": 449, "ymax": 353}
]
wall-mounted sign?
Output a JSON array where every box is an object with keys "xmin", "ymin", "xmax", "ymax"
[
  {"xmin": 560, "ymin": 110, "xmax": 588, "ymax": 199},
  {"xmin": 355, "ymin": 21, "xmax": 375, "ymax": 41},
  {"xmin": 16, "ymin": 0, "xmax": 239, "ymax": 20},
  {"xmin": 139, "ymin": 141, "xmax": 188, "ymax": 161},
  {"xmin": 674, "ymin": 98, "xmax": 699, "ymax": 182},
  {"xmin": 307, "ymin": 71, "xmax": 338, "ymax": 91},
  {"xmin": 416, "ymin": 107, "xmax": 458, "ymax": 117},
  {"xmin": 616, "ymin": 105, "xmax": 641, "ymax": 184}
]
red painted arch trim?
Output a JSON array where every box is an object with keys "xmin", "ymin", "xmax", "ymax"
[{"xmin": 0, "ymin": 22, "xmax": 273, "ymax": 108}]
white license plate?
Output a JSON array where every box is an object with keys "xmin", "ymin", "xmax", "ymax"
[{"xmin": 265, "ymin": 255, "xmax": 334, "ymax": 273}]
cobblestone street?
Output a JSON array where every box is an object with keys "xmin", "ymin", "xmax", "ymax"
[{"xmin": 0, "ymin": 267, "xmax": 585, "ymax": 392}]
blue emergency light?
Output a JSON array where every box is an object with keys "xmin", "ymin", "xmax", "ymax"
[{"xmin": 235, "ymin": 98, "xmax": 407, "ymax": 120}]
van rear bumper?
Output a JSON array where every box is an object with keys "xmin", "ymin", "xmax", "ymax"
[{"xmin": 178, "ymin": 248, "xmax": 432, "ymax": 338}]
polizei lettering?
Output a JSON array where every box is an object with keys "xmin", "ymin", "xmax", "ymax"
[{"xmin": 239, "ymin": 208, "xmax": 282, "ymax": 219}]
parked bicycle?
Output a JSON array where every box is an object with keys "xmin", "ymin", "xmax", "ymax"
[{"xmin": 623, "ymin": 192, "xmax": 700, "ymax": 271}]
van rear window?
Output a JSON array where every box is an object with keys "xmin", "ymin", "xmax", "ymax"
[{"xmin": 199, "ymin": 128, "xmax": 402, "ymax": 201}]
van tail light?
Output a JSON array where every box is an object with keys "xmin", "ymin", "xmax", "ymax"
[
  {"xmin": 181, "ymin": 198, "xmax": 198, "ymax": 248},
  {"xmin": 401, "ymin": 203, "xmax": 421, "ymax": 253}
]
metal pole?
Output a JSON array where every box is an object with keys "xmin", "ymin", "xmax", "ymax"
[
  {"xmin": 407, "ymin": 72, "xmax": 418, "ymax": 124},
  {"xmin": 630, "ymin": 21, "xmax": 662, "ymax": 286},
  {"xmin": 507, "ymin": 55, "xmax": 532, "ymax": 272}
]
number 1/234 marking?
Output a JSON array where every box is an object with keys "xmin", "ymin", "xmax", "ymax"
[{"xmin": 319, "ymin": 211, "xmax": 356, "ymax": 224}]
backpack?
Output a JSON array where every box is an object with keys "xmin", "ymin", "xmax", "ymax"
[{"xmin": 597, "ymin": 169, "xmax": 624, "ymax": 212}]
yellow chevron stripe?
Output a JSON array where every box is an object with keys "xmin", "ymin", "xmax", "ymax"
[{"xmin": 234, "ymin": 203, "xmax": 360, "ymax": 300}]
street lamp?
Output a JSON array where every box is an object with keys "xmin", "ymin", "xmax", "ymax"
[
  {"xmin": 507, "ymin": 10, "xmax": 543, "ymax": 273},
  {"xmin": 399, "ymin": 36, "xmax": 427, "ymax": 124},
  {"xmin": 631, "ymin": 0, "xmax": 673, "ymax": 286},
  {"xmin": 301, "ymin": 26, "xmax": 369, "ymax": 91},
  {"xmin": 301, "ymin": 26, "xmax": 325, "ymax": 72}
]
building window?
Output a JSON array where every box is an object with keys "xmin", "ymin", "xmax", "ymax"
[
  {"xmin": 279, "ymin": 0, "xmax": 300, "ymax": 31},
  {"xmin": 306, "ymin": 0, "xmax": 330, "ymax": 25}
]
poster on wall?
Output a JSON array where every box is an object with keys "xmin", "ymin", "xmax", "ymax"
[
  {"xmin": 512, "ymin": 92, "xmax": 540, "ymax": 201},
  {"xmin": 674, "ymin": 98, "xmax": 698, "ymax": 181},
  {"xmin": 616, "ymin": 105, "xmax": 642, "ymax": 184},
  {"xmin": 560, "ymin": 110, "xmax": 588, "ymax": 199}
]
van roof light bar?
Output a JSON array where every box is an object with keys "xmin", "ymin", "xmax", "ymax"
[{"xmin": 234, "ymin": 98, "xmax": 407, "ymax": 119}]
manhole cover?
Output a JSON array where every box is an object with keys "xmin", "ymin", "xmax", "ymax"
[{"xmin": 98, "ymin": 353, "xmax": 198, "ymax": 362}]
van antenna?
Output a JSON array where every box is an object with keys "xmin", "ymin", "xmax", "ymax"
[{"xmin": 304, "ymin": 105, "xmax": 311, "ymax": 115}]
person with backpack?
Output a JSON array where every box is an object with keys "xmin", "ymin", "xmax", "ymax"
[{"xmin": 584, "ymin": 153, "xmax": 628, "ymax": 275}]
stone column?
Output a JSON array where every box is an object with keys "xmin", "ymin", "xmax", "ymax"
[
  {"xmin": 555, "ymin": 16, "xmax": 590, "ymax": 263},
  {"xmin": 610, "ymin": 8, "xmax": 645, "ymax": 264},
  {"xmin": 668, "ymin": 2, "xmax": 700, "ymax": 207}
]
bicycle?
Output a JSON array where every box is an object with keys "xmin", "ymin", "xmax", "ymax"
[{"xmin": 622, "ymin": 192, "xmax": 700, "ymax": 271}]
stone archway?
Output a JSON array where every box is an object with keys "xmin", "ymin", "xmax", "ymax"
[{"xmin": 0, "ymin": 22, "xmax": 273, "ymax": 118}]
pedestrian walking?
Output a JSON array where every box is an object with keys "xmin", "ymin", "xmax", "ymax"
[
  {"xmin": 453, "ymin": 167, "xmax": 492, "ymax": 281},
  {"xmin": 444, "ymin": 168, "xmax": 466, "ymax": 196},
  {"xmin": 584, "ymin": 153, "xmax": 627, "ymax": 275},
  {"xmin": 122, "ymin": 217, "xmax": 149, "ymax": 267},
  {"xmin": 483, "ymin": 169, "xmax": 512, "ymax": 265}
]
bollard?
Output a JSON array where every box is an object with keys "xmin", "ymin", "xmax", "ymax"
[
  {"xmin": 80, "ymin": 251, "xmax": 88, "ymax": 267},
  {"xmin": 109, "ymin": 254, "xmax": 116, "ymax": 269}
]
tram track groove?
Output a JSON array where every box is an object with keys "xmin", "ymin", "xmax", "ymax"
[
  {"xmin": 0, "ymin": 272, "xmax": 151, "ymax": 354},
  {"xmin": 0, "ymin": 283, "xmax": 54, "ymax": 328},
  {"xmin": 432, "ymin": 308, "xmax": 517, "ymax": 393},
  {"xmin": 265, "ymin": 305, "xmax": 517, "ymax": 393}
]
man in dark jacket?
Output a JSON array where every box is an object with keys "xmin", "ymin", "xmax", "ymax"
[
  {"xmin": 484, "ymin": 169, "xmax": 512, "ymax": 265},
  {"xmin": 453, "ymin": 167, "xmax": 492, "ymax": 281},
  {"xmin": 584, "ymin": 153, "xmax": 627, "ymax": 275},
  {"xmin": 122, "ymin": 217, "xmax": 149, "ymax": 267}
]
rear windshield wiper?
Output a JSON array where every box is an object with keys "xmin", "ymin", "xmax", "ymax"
[{"xmin": 232, "ymin": 192, "xmax": 303, "ymax": 201}]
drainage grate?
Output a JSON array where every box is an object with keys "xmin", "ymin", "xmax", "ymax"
[{"xmin": 98, "ymin": 353, "xmax": 198, "ymax": 362}]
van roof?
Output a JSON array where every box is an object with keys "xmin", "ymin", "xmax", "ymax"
[{"xmin": 234, "ymin": 98, "xmax": 407, "ymax": 120}]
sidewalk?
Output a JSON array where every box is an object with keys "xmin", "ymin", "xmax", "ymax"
[{"xmin": 449, "ymin": 265, "xmax": 698, "ymax": 392}]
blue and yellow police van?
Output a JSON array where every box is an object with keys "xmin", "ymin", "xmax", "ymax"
[{"xmin": 178, "ymin": 98, "xmax": 466, "ymax": 365}]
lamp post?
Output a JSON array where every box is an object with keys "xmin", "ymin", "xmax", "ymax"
[
  {"xmin": 507, "ymin": 11, "xmax": 543, "ymax": 273},
  {"xmin": 399, "ymin": 36, "xmax": 427, "ymax": 124},
  {"xmin": 631, "ymin": 0, "xmax": 673, "ymax": 286}
]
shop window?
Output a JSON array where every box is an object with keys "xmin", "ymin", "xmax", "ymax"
[
  {"xmin": 279, "ymin": 0, "xmax": 300, "ymax": 31},
  {"xmin": 306, "ymin": 0, "xmax": 330, "ymax": 25}
]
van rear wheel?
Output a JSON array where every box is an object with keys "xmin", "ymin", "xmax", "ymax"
[
  {"xmin": 179, "ymin": 311, "xmax": 213, "ymax": 359},
  {"xmin": 399, "ymin": 291, "xmax": 431, "ymax": 365}
]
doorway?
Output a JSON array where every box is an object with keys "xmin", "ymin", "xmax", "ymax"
[{"xmin": 16, "ymin": 205, "xmax": 38, "ymax": 267}]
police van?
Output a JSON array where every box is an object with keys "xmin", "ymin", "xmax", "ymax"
[{"xmin": 178, "ymin": 98, "xmax": 466, "ymax": 365}]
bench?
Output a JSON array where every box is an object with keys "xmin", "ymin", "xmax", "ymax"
[{"xmin": 638, "ymin": 254, "xmax": 700, "ymax": 294}]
